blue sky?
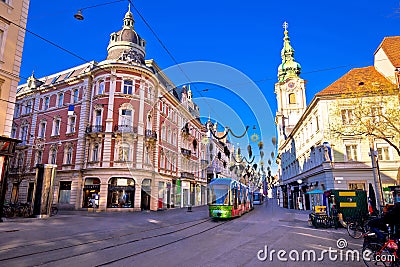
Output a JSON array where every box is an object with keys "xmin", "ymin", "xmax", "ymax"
[{"xmin": 19, "ymin": 0, "xmax": 400, "ymax": 171}]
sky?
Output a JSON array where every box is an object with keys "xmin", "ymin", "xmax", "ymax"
[{"xmin": 18, "ymin": 0, "xmax": 400, "ymax": 173}]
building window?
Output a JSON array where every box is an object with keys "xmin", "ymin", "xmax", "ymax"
[
  {"xmin": 348, "ymin": 182, "xmax": 365, "ymax": 190},
  {"xmin": 288, "ymin": 93, "xmax": 296, "ymax": 104},
  {"xmin": 50, "ymin": 148, "xmax": 57, "ymax": 164},
  {"xmin": 377, "ymin": 145, "xmax": 390, "ymax": 161},
  {"xmin": 58, "ymin": 181, "xmax": 72, "ymax": 204},
  {"xmin": 173, "ymin": 131, "xmax": 177, "ymax": 145},
  {"xmin": 161, "ymin": 124, "xmax": 166, "ymax": 140},
  {"xmin": 53, "ymin": 118, "xmax": 61, "ymax": 136},
  {"xmin": 98, "ymin": 80, "xmax": 105, "ymax": 95},
  {"xmin": 64, "ymin": 70, "xmax": 75, "ymax": 80},
  {"xmin": 73, "ymin": 89, "xmax": 79, "ymax": 103},
  {"xmin": 119, "ymin": 143, "xmax": 130, "ymax": 161},
  {"xmin": 25, "ymin": 100, "xmax": 32, "ymax": 114},
  {"xmin": 123, "ymin": 80, "xmax": 133, "ymax": 94},
  {"xmin": 341, "ymin": 109, "xmax": 354, "ymax": 125},
  {"xmin": 36, "ymin": 150, "xmax": 43, "ymax": 165},
  {"xmin": 120, "ymin": 109, "xmax": 132, "ymax": 126},
  {"xmin": 58, "ymin": 93, "xmax": 64, "ymax": 107},
  {"xmin": 92, "ymin": 143, "xmax": 99, "ymax": 162},
  {"xmin": 314, "ymin": 114, "xmax": 319, "ymax": 131},
  {"xmin": 14, "ymin": 103, "xmax": 20, "ymax": 118},
  {"xmin": 95, "ymin": 110, "xmax": 102, "ymax": 127},
  {"xmin": 11, "ymin": 126, "xmax": 16, "ymax": 138},
  {"xmin": 370, "ymin": 106, "xmax": 382, "ymax": 123},
  {"xmin": 39, "ymin": 121, "xmax": 46, "ymax": 138},
  {"xmin": 65, "ymin": 147, "xmax": 73, "ymax": 165},
  {"xmin": 44, "ymin": 97, "xmax": 50, "ymax": 110},
  {"xmin": 345, "ymin": 144, "xmax": 358, "ymax": 161},
  {"xmin": 145, "ymin": 147, "xmax": 151, "ymax": 164},
  {"xmin": 51, "ymin": 75, "xmax": 61, "ymax": 84},
  {"xmin": 20, "ymin": 125, "xmax": 29, "ymax": 145},
  {"xmin": 67, "ymin": 116, "xmax": 76, "ymax": 133},
  {"xmin": 107, "ymin": 178, "xmax": 135, "ymax": 208}
]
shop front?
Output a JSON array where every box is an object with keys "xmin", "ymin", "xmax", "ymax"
[
  {"xmin": 107, "ymin": 177, "xmax": 135, "ymax": 208},
  {"xmin": 82, "ymin": 178, "xmax": 100, "ymax": 208}
]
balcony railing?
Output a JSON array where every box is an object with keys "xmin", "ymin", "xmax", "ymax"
[
  {"xmin": 181, "ymin": 148, "xmax": 191, "ymax": 157},
  {"xmin": 181, "ymin": 172, "xmax": 195, "ymax": 179},
  {"xmin": 145, "ymin": 129, "xmax": 157, "ymax": 139},
  {"xmin": 114, "ymin": 125, "xmax": 138, "ymax": 133},
  {"xmin": 86, "ymin": 125, "xmax": 105, "ymax": 133}
]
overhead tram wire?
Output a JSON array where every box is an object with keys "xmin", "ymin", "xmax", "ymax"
[
  {"xmin": 13, "ymin": 1, "xmax": 392, "ymax": 143},
  {"xmin": 127, "ymin": 0, "xmax": 226, "ymax": 126}
]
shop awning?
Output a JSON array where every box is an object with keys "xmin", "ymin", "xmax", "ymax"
[{"xmin": 306, "ymin": 189, "xmax": 324, "ymax": 194}]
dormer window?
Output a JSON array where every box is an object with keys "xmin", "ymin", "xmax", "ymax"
[{"xmin": 51, "ymin": 75, "xmax": 61, "ymax": 84}]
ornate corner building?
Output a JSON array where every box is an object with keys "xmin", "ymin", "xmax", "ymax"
[
  {"xmin": 275, "ymin": 24, "xmax": 400, "ymax": 210},
  {"xmin": 9, "ymin": 6, "xmax": 209, "ymax": 211}
]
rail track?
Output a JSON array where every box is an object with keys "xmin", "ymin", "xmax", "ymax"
[{"xmin": 0, "ymin": 216, "xmax": 232, "ymax": 266}]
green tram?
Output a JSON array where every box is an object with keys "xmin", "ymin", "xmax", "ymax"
[{"xmin": 208, "ymin": 178, "xmax": 253, "ymax": 219}]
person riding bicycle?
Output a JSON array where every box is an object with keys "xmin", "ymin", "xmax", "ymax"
[{"xmin": 367, "ymin": 202, "xmax": 400, "ymax": 241}]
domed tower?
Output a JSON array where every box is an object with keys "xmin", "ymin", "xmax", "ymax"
[
  {"xmin": 275, "ymin": 22, "xmax": 306, "ymax": 145},
  {"xmin": 106, "ymin": 4, "xmax": 146, "ymax": 64}
]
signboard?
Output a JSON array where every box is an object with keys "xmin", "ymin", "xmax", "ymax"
[{"xmin": 117, "ymin": 178, "xmax": 128, "ymax": 186}]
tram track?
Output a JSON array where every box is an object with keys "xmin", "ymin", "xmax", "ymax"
[
  {"xmin": 95, "ymin": 219, "xmax": 232, "ymax": 266},
  {"xmin": 0, "ymin": 216, "xmax": 210, "ymax": 253},
  {"xmin": 0, "ymin": 217, "xmax": 211, "ymax": 265}
]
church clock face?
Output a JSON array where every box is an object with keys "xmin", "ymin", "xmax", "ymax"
[{"xmin": 288, "ymin": 81, "xmax": 296, "ymax": 90}]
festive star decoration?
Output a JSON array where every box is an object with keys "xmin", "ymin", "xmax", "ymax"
[{"xmin": 251, "ymin": 133, "xmax": 259, "ymax": 142}]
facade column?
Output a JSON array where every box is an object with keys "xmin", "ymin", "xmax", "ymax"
[{"xmin": 103, "ymin": 74, "xmax": 116, "ymax": 167}]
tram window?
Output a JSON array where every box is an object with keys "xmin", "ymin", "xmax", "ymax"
[{"xmin": 209, "ymin": 184, "xmax": 229, "ymax": 205}]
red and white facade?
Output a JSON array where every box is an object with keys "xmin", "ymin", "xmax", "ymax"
[{"xmin": 9, "ymin": 7, "xmax": 208, "ymax": 211}]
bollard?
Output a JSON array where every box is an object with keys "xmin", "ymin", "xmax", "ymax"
[{"xmin": 187, "ymin": 205, "xmax": 192, "ymax": 212}]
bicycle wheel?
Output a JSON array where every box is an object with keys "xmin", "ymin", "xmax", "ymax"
[
  {"xmin": 363, "ymin": 242, "xmax": 393, "ymax": 267},
  {"xmin": 347, "ymin": 221, "xmax": 364, "ymax": 239}
]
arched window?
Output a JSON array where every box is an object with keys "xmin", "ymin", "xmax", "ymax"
[
  {"xmin": 50, "ymin": 148, "xmax": 57, "ymax": 164},
  {"xmin": 36, "ymin": 150, "xmax": 43, "ymax": 165},
  {"xmin": 98, "ymin": 80, "xmax": 105, "ymax": 95},
  {"xmin": 64, "ymin": 146, "xmax": 73, "ymax": 165},
  {"xmin": 118, "ymin": 143, "xmax": 130, "ymax": 161},
  {"xmin": 168, "ymin": 127, "xmax": 172, "ymax": 143},
  {"xmin": 92, "ymin": 143, "xmax": 99, "ymax": 162},
  {"xmin": 161, "ymin": 124, "xmax": 166, "ymax": 140},
  {"xmin": 288, "ymin": 93, "xmax": 296, "ymax": 104},
  {"xmin": 107, "ymin": 178, "xmax": 135, "ymax": 208}
]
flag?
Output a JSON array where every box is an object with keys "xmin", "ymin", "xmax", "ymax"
[
  {"xmin": 368, "ymin": 197, "xmax": 374, "ymax": 215},
  {"xmin": 68, "ymin": 105, "xmax": 74, "ymax": 116}
]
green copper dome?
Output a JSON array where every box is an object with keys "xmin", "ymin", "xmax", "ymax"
[{"xmin": 278, "ymin": 29, "xmax": 301, "ymax": 82}]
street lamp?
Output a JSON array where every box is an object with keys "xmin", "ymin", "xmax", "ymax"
[{"xmin": 73, "ymin": 0, "xmax": 126, "ymax": 21}]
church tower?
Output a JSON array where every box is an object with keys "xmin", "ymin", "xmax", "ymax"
[{"xmin": 275, "ymin": 22, "xmax": 306, "ymax": 146}]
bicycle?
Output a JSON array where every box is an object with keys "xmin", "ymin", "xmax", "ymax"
[
  {"xmin": 347, "ymin": 214, "xmax": 374, "ymax": 239},
  {"xmin": 362, "ymin": 225, "xmax": 399, "ymax": 267}
]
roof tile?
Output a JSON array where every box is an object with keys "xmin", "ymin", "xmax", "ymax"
[{"xmin": 316, "ymin": 66, "xmax": 396, "ymax": 97}]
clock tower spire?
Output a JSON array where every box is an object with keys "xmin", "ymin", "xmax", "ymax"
[{"xmin": 275, "ymin": 22, "xmax": 306, "ymax": 145}]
